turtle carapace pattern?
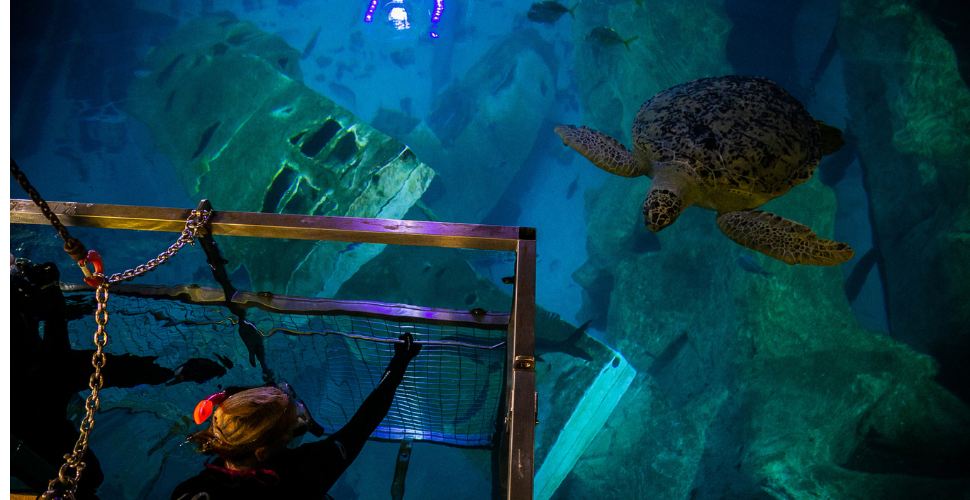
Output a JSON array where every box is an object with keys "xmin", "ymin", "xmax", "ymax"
[{"xmin": 555, "ymin": 75, "xmax": 854, "ymax": 266}]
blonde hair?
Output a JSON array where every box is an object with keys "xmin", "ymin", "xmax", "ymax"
[{"xmin": 188, "ymin": 387, "xmax": 297, "ymax": 459}]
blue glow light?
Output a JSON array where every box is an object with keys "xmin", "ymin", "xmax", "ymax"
[{"xmin": 364, "ymin": 0, "xmax": 379, "ymax": 22}]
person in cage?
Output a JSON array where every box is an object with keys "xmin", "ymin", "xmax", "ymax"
[
  {"xmin": 172, "ymin": 331, "xmax": 422, "ymax": 499},
  {"xmin": 9, "ymin": 257, "xmax": 228, "ymax": 498}
]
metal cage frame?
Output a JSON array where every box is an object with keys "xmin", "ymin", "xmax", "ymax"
[{"xmin": 10, "ymin": 198, "xmax": 537, "ymax": 500}]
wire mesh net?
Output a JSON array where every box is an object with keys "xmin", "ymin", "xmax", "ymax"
[{"xmin": 66, "ymin": 291, "xmax": 507, "ymax": 447}]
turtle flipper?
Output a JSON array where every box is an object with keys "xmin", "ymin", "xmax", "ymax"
[
  {"xmin": 554, "ymin": 125, "xmax": 647, "ymax": 178},
  {"xmin": 716, "ymin": 210, "xmax": 854, "ymax": 266}
]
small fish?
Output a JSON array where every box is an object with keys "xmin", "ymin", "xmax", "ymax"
[
  {"xmin": 301, "ymin": 26, "xmax": 321, "ymax": 60},
  {"xmin": 166, "ymin": 357, "xmax": 227, "ymax": 385},
  {"xmin": 566, "ymin": 175, "xmax": 579, "ymax": 199},
  {"xmin": 843, "ymin": 246, "xmax": 880, "ymax": 302},
  {"xmin": 735, "ymin": 255, "xmax": 772, "ymax": 278},
  {"xmin": 527, "ymin": 1, "xmax": 574, "ymax": 24},
  {"xmin": 327, "ymin": 82, "xmax": 357, "ymax": 109},
  {"xmin": 586, "ymin": 27, "xmax": 639, "ymax": 51},
  {"xmin": 538, "ymin": 309, "xmax": 561, "ymax": 322},
  {"xmin": 191, "ymin": 121, "xmax": 220, "ymax": 160},
  {"xmin": 535, "ymin": 319, "xmax": 593, "ymax": 362},
  {"xmin": 646, "ymin": 331, "xmax": 688, "ymax": 377},
  {"xmin": 214, "ymin": 353, "xmax": 234, "ymax": 370},
  {"xmin": 491, "ymin": 61, "xmax": 518, "ymax": 94},
  {"xmin": 156, "ymin": 53, "xmax": 184, "ymax": 87}
]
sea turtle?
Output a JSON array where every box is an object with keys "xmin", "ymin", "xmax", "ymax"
[{"xmin": 555, "ymin": 75, "xmax": 854, "ymax": 266}]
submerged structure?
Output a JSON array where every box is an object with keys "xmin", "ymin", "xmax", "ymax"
[
  {"xmin": 8, "ymin": 0, "xmax": 970, "ymax": 498},
  {"xmin": 127, "ymin": 16, "xmax": 434, "ymax": 299}
]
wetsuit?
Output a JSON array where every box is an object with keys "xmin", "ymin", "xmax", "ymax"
[
  {"xmin": 172, "ymin": 351, "xmax": 415, "ymax": 499},
  {"xmin": 10, "ymin": 261, "xmax": 178, "ymax": 498}
]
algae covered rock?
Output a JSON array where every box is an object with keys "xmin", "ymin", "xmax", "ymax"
[
  {"xmin": 557, "ymin": 14, "xmax": 970, "ymax": 490},
  {"xmin": 836, "ymin": 0, "xmax": 970, "ymax": 396},
  {"xmin": 127, "ymin": 16, "xmax": 434, "ymax": 298},
  {"xmin": 561, "ymin": 155, "xmax": 970, "ymax": 500},
  {"xmin": 570, "ymin": 0, "xmax": 733, "ymax": 140}
]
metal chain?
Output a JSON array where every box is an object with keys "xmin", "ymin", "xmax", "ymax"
[
  {"xmin": 43, "ymin": 284, "xmax": 108, "ymax": 500},
  {"xmin": 40, "ymin": 209, "xmax": 211, "ymax": 500},
  {"xmin": 10, "ymin": 158, "xmax": 89, "ymax": 261},
  {"xmin": 12, "ymin": 158, "xmax": 213, "ymax": 498},
  {"xmin": 103, "ymin": 209, "xmax": 211, "ymax": 285}
]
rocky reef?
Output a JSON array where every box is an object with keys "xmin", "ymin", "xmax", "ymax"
[
  {"xmin": 544, "ymin": 1, "xmax": 970, "ymax": 499},
  {"xmin": 554, "ymin": 157, "xmax": 970, "ymax": 500},
  {"xmin": 570, "ymin": 0, "xmax": 733, "ymax": 141},
  {"xmin": 127, "ymin": 16, "xmax": 434, "ymax": 299},
  {"xmin": 836, "ymin": 0, "xmax": 970, "ymax": 401}
]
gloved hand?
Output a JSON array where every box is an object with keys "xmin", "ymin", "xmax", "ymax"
[
  {"xmin": 393, "ymin": 332, "xmax": 421, "ymax": 361},
  {"xmin": 382, "ymin": 332, "xmax": 421, "ymax": 385}
]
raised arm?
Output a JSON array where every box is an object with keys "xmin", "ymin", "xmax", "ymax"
[{"xmin": 329, "ymin": 333, "xmax": 421, "ymax": 465}]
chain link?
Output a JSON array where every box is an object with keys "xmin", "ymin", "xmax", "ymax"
[
  {"xmin": 41, "ymin": 209, "xmax": 211, "ymax": 500},
  {"xmin": 10, "ymin": 158, "xmax": 89, "ymax": 260},
  {"xmin": 104, "ymin": 209, "xmax": 211, "ymax": 284},
  {"xmin": 42, "ymin": 284, "xmax": 106, "ymax": 500},
  {"xmin": 14, "ymin": 157, "xmax": 213, "ymax": 498}
]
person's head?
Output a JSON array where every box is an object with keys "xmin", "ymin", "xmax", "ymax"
[{"xmin": 187, "ymin": 387, "xmax": 300, "ymax": 465}]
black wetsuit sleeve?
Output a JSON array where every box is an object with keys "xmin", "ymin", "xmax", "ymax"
[{"xmin": 328, "ymin": 354, "xmax": 411, "ymax": 466}]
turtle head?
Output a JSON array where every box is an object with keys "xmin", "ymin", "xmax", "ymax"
[
  {"xmin": 642, "ymin": 163, "xmax": 696, "ymax": 231},
  {"xmin": 642, "ymin": 187, "xmax": 685, "ymax": 232}
]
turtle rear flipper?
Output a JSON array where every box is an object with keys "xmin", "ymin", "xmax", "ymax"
[
  {"xmin": 554, "ymin": 125, "xmax": 647, "ymax": 178},
  {"xmin": 716, "ymin": 210, "xmax": 854, "ymax": 266}
]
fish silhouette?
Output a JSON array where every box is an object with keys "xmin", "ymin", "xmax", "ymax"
[
  {"xmin": 527, "ymin": 2, "xmax": 575, "ymax": 25},
  {"xmin": 166, "ymin": 357, "xmax": 228, "ymax": 385},
  {"xmin": 735, "ymin": 255, "xmax": 772, "ymax": 278},
  {"xmin": 536, "ymin": 319, "xmax": 594, "ymax": 362},
  {"xmin": 843, "ymin": 246, "xmax": 881, "ymax": 302},
  {"xmin": 566, "ymin": 174, "xmax": 579, "ymax": 199},
  {"xmin": 301, "ymin": 26, "xmax": 321, "ymax": 60},
  {"xmin": 586, "ymin": 26, "xmax": 638, "ymax": 50}
]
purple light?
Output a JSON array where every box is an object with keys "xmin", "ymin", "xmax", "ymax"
[
  {"xmin": 364, "ymin": 0, "xmax": 379, "ymax": 22},
  {"xmin": 431, "ymin": 0, "xmax": 443, "ymax": 23},
  {"xmin": 429, "ymin": 31, "xmax": 438, "ymax": 38}
]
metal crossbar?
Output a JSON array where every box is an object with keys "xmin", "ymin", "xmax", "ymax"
[{"xmin": 10, "ymin": 199, "xmax": 537, "ymax": 500}]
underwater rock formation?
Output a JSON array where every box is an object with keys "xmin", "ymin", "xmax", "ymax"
[
  {"xmin": 127, "ymin": 16, "xmax": 434, "ymax": 298},
  {"xmin": 402, "ymin": 28, "xmax": 557, "ymax": 224},
  {"xmin": 558, "ymin": 170, "xmax": 970, "ymax": 499},
  {"xmin": 835, "ymin": 0, "xmax": 970, "ymax": 400},
  {"xmin": 548, "ymin": 1, "xmax": 970, "ymax": 498},
  {"xmin": 569, "ymin": 0, "xmax": 733, "ymax": 140}
]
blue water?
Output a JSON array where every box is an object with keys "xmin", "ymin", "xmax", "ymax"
[{"xmin": 9, "ymin": 0, "xmax": 970, "ymax": 499}]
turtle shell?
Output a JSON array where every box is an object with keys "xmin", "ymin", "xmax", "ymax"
[{"xmin": 631, "ymin": 75, "xmax": 821, "ymax": 196}]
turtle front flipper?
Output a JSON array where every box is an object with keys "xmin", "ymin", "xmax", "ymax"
[
  {"xmin": 554, "ymin": 125, "xmax": 647, "ymax": 178},
  {"xmin": 716, "ymin": 210, "xmax": 854, "ymax": 266}
]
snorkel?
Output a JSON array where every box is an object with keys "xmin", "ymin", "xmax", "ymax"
[
  {"xmin": 276, "ymin": 380, "xmax": 325, "ymax": 441},
  {"xmin": 193, "ymin": 390, "xmax": 230, "ymax": 425}
]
